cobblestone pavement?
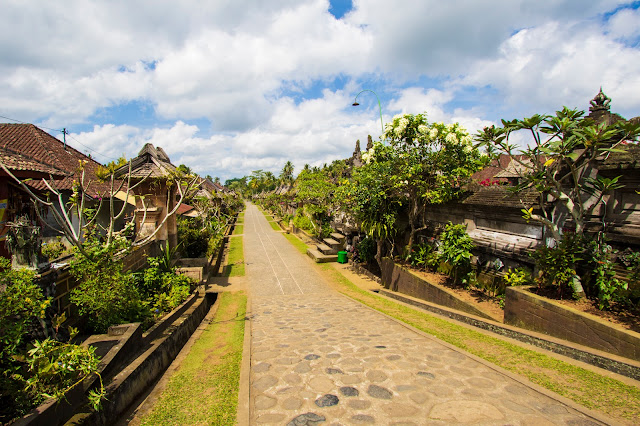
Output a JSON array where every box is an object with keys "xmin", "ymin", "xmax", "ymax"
[{"xmin": 244, "ymin": 204, "xmax": 605, "ymax": 425}]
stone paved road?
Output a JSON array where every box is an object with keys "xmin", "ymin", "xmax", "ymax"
[{"xmin": 244, "ymin": 204, "xmax": 605, "ymax": 425}]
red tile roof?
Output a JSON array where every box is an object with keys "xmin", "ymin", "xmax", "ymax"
[
  {"xmin": 0, "ymin": 123, "xmax": 112, "ymax": 197},
  {"xmin": 0, "ymin": 146, "xmax": 67, "ymax": 177}
]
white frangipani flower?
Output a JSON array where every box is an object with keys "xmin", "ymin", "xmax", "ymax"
[{"xmin": 445, "ymin": 133, "xmax": 458, "ymax": 144}]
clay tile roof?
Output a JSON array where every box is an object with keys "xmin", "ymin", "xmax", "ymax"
[
  {"xmin": 0, "ymin": 123, "xmax": 112, "ymax": 197},
  {"xmin": 462, "ymin": 186, "xmax": 540, "ymax": 208},
  {"xmin": 0, "ymin": 146, "xmax": 67, "ymax": 177}
]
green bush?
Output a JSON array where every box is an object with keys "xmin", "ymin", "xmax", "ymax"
[
  {"xmin": 293, "ymin": 210, "xmax": 314, "ymax": 232},
  {"xmin": 356, "ymin": 236, "xmax": 376, "ymax": 263},
  {"xmin": 583, "ymin": 236, "xmax": 627, "ymax": 310},
  {"xmin": 69, "ymin": 235, "xmax": 149, "ymax": 334},
  {"xmin": 0, "ymin": 258, "xmax": 104, "ymax": 422},
  {"xmin": 531, "ymin": 233, "xmax": 583, "ymax": 297},
  {"xmin": 41, "ymin": 237, "xmax": 67, "ymax": 260},
  {"xmin": 404, "ymin": 242, "xmax": 434, "ymax": 270},
  {"xmin": 134, "ymin": 256, "xmax": 194, "ymax": 318},
  {"xmin": 178, "ymin": 217, "xmax": 211, "ymax": 258},
  {"xmin": 436, "ymin": 223, "xmax": 475, "ymax": 284},
  {"xmin": 503, "ymin": 268, "xmax": 532, "ymax": 286}
]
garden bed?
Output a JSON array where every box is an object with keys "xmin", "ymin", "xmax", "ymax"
[
  {"xmin": 529, "ymin": 286, "xmax": 640, "ymax": 333},
  {"xmin": 381, "ymin": 258, "xmax": 502, "ymax": 321},
  {"xmin": 505, "ymin": 286, "xmax": 640, "ymax": 361}
]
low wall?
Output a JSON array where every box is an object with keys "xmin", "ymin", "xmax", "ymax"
[
  {"xmin": 81, "ymin": 290, "xmax": 218, "ymax": 425},
  {"xmin": 14, "ymin": 324, "xmax": 143, "ymax": 426},
  {"xmin": 379, "ymin": 288, "xmax": 640, "ymax": 381},
  {"xmin": 381, "ymin": 258, "xmax": 496, "ymax": 321},
  {"xmin": 504, "ymin": 286, "xmax": 640, "ymax": 362}
]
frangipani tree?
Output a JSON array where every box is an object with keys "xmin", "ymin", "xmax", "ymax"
[
  {"xmin": 476, "ymin": 107, "xmax": 640, "ymax": 242},
  {"xmin": 338, "ymin": 113, "xmax": 486, "ymax": 269},
  {"xmin": 380, "ymin": 113, "xmax": 486, "ymax": 249}
]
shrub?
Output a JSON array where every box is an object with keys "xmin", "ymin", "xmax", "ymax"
[
  {"xmin": 41, "ymin": 237, "xmax": 67, "ymax": 260},
  {"xmin": 404, "ymin": 242, "xmax": 433, "ymax": 270},
  {"xmin": 531, "ymin": 233, "xmax": 583, "ymax": 297},
  {"xmin": 134, "ymin": 256, "xmax": 194, "ymax": 318},
  {"xmin": 355, "ymin": 236, "xmax": 376, "ymax": 264},
  {"xmin": 436, "ymin": 223, "xmax": 475, "ymax": 284},
  {"xmin": 0, "ymin": 258, "xmax": 104, "ymax": 422},
  {"xmin": 503, "ymin": 268, "xmax": 532, "ymax": 287},
  {"xmin": 293, "ymin": 210, "xmax": 314, "ymax": 232},
  {"xmin": 583, "ymin": 235, "xmax": 628, "ymax": 310},
  {"xmin": 69, "ymin": 235, "xmax": 149, "ymax": 334},
  {"xmin": 178, "ymin": 217, "xmax": 211, "ymax": 258}
]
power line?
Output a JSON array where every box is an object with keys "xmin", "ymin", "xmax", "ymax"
[{"xmin": 0, "ymin": 113, "xmax": 116, "ymax": 161}]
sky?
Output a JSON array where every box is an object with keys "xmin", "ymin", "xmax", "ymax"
[{"xmin": 1, "ymin": 0, "xmax": 640, "ymax": 182}]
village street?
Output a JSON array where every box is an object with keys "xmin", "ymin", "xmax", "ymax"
[{"xmin": 242, "ymin": 203, "xmax": 606, "ymax": 425}]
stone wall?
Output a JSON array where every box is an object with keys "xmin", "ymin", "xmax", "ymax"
[
  {"xmin": 381, "ymin": 258, "xmax": 497, "ymax": 321},
  {"xmin": 504, "ymin": 286, "xmax": 640, "ymax": 361}
]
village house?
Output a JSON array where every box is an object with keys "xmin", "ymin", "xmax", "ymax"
[{"xmin": 0, "ymin": 123, "xmax": 134, "ymax": 260}]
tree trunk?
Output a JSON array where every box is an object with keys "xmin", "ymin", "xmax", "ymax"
[{"xmin": 374, "ymin": 238, "xmax": 384, "ymax": 273}]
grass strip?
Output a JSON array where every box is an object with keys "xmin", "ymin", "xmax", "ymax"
[
  {"xmin": 283, "ymin": 233, "xmax": 308, "ymax": 254},
  {"xmin": 138, "ymin": 292, "xmax": 247, "ymax": 426},
  {"xmin": 267, "ymin": 220, "xmax": 280, "ymax": 231},
  {"xmin": 222, "ymin": 233, "xmax": 245, "ymax": 277},
  {"xmin": 232, "ymin": 224, "xmax": 244, "ymax": 235},
  {"xmin": 317, "ymin": 264, "xmax": 640, "ymax": 422}
]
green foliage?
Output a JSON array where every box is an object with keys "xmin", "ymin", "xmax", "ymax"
[
  {"xmin": 69, "ymin": 234, "xmax": 148, "ymax": 333},
  {"xmin": 619, "ymin": 249, "xmax": 640, "ymax": 306},
  {"xmin": 503, "ymin": 268, "xmax": 532, "ymax": 287},
  {"xmin": 355, "ymin": 237, "xmax": 376, "ymax": 264},
  {"xmin": 404, "ymin": 242, "xmax": 434, "ymax": 270},
  {"xmin": 24, "ymin": 331, "xmax": 105, "ymax": 410},
  {"xmin": 152, "ymin": 280, "xmax": 191, "ymax": 314},
  {"xmin": 292, "ymin": 210, "xmax": 315, "ymax": 233},
  {"xmin": 435, "ymin": 223, "xmax": 475, "ymax": 284},
  {"xmin": 41, "ymin": 238, "xmax": 67, "ymax": 260},
  {"xmin": 0, "ymin": 258, "xmax": 104, "ymax": 422},
  {"xmin": 583, "ymin": 235, "xmax": 627, "ymax": 310},
  {"xmin": 0, "ymin": 258, "xmax": 46, "ymax": 362},
  {"xmin": 477, "ymin": 106, "xmax": 640, "ymax": 240},
  {"xmin": 135, "ymin": 256, "xmax": 193, "ymax": 317},
  {"xmin": 178, "ymin": 217, "xmax": 211, "ymax": 258},
  {"xmin": 531, "ymin": 233, "xmax": 583, "ymax": 297}
]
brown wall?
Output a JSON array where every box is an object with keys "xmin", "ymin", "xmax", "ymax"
[
  {"xmin": 381, "ymin": 257, "xmax": 496, "ymax": 320},
  {"xmin": 504, "ymin": 286, "xmax": 640, "ymax": 361}
]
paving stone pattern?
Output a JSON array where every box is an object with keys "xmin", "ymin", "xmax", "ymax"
[{"xmin": 244, "ymin": 204, "xmax": 603, "ymax": 425}]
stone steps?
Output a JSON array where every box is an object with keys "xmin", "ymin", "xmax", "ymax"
[
  {"xmin": 330, "ymin": 232, "xmax": 346, "ymax": 244},
  {"xmin": 306, "ymin": 248, "xmax": 338, "ymax": 263},
  {"xmin": 317, "ymin": 243, "xmax": 336, "ymax": 255}
]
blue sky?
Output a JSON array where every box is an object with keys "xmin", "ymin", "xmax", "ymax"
[{"xmin": 1, "ymin": 0, "xmax": 639, "ymax": 181}]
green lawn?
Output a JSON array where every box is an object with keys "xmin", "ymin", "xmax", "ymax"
[
  {"xmin": 267, "ymin": 220, "xmax": 280, "ymax": 231},
  {"xmin": 278, "ymin": 232, "xmax": 640, "ymax": 422},
  {"xmin": 138, "ymin": 292, "xmax": 247, "ymax": 426},
  {"xmin": 283, "ymin": 233, "xmax": 308, "ymax": 254},
  {"xmin": 222, "ymin": 234, "xmax": 244, "ymax": 277},
  {"xmin": 232, "ymin": 224, "xmax": 243, "ymax": 235}
]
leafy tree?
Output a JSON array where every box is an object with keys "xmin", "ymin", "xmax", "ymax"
[
  {"xmin": 476, "ymin": 107, "xmax": 640, "ymax": 241},
  {"xmin": 381, "ymin": 114, "xmax": 486, "ymax": 248},
  {"xmin": 336, "ymin": 150, "xmax": 401, "ymax": 269}
]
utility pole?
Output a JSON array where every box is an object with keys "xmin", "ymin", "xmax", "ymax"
[{"xmin": 61, "ymin": 128, "xmax": 68, "ymax": 149}]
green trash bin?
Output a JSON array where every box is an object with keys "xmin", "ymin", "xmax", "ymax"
[{"xmin": 337, "ymin": 251, "xmax": 348, "ymax": 264}]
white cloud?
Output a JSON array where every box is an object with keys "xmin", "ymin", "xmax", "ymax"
[
  {"xmin": 460, "ymin": 17, "xmax": 640, "ymax": 117},
  {"xmin": 4, "ymin": 1, "xmax": 640, "ymax": 181}
]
